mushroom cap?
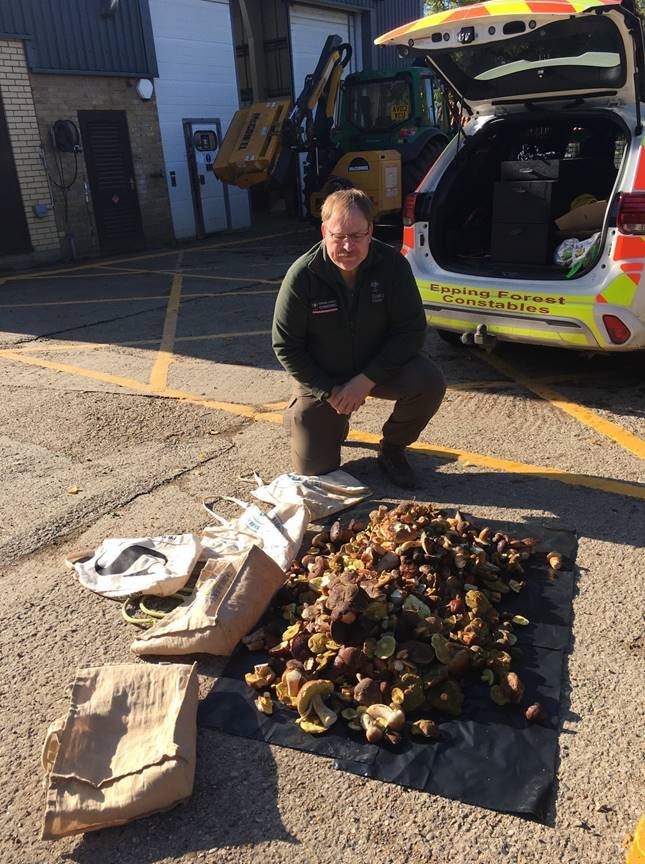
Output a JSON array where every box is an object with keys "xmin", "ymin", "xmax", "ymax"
[
  {"xmin": 353, "ymin": 677, "xmax": 382, "ymax": 706},
  {"xmin": 296, "ymin": 679, "xmax": 334, "ymax": 718},
  {"xmin": 360, "ymin": 712, "xmax": 384, "ymax": 743},
  {"xmin": 366, "ymin": 704, "xmax": 406, "ymax": 731}
]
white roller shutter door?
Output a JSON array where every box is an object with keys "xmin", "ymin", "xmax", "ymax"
[
  {"xmin": 149, "ymin": 0, "xmax": 250, "ymax": 239},
  {"xmin": 289, "ymin": 3, "xmax": 362, "ymax": 212}
]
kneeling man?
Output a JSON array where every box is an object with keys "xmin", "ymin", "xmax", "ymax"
[{"xmin": 272, "ymin": 189, "xmax": 445, "ymax": 489}]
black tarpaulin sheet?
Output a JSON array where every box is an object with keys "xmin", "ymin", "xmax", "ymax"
[{"xmin": 198, "ymin": 521, "xmax": 577, "ymax": 818}]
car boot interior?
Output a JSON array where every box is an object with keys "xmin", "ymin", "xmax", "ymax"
[{"xmin": 430, "ymin": 112, "xmax": 629, "ymax": 279}]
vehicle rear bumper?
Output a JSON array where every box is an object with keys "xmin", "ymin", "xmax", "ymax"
[{"xmin": 422, "ymin": 299, "xmax": 645, "ymax": 351}]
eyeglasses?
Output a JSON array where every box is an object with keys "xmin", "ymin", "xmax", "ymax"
[{"xmin": 328, "ymin": 231, "xmax": 370, "ymax": 243}]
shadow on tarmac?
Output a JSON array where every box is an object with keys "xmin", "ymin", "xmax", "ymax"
[
  {"xmin": 340, "ymin": 447, "xmax": 644, "ymax": 549},
  {"xmin": 66, "ymin": 729, "xmax": 298, "ymax": 863}
]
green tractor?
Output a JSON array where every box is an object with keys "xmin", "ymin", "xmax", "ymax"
[
  {"xmin": 215, "ymin": 35, "xmax": 451, "ymax": 220},
  {"xmin": 334, "ymin": 67, "xmax": 451, "ymax": 196},
  {"xmin": 305, "ymin": 63, "xmax": 451, "ymax": 219}
]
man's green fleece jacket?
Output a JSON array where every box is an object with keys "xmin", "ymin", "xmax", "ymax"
[{"xmin": 272, "ymin": 238, "xmax": 427, "ymax": 401}]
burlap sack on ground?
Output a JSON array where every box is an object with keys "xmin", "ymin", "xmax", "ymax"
[
  {"xmin": 131, "ymin": 545, "xmax": 286, "ymax": 657},
  {"xmin": 41, "ymin": 663, "xmax": 198, "ymax": 840}
]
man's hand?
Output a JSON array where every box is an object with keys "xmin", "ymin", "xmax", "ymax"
[{"xmin": 327, "ymin": 373, "xmax": 375, "ymax": 415}]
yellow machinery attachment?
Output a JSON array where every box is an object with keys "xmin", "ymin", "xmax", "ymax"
[
  {"xmin": 213, "ymin": 99, "xmax": 290, "ymax": 188},
  {"xmin": 309, "ymin": 150, "xmax": 402, "ymax": 219}
]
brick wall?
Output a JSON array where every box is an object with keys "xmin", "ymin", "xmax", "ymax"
[
  {"xmin": 30, "ymin": 73, "xmax": 173, "ymax": 258},
  {"xmin": 0, "ymin": 39, "xmax": 60, "ymax": 259}
]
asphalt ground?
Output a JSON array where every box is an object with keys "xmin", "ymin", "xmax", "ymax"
[{"xmin": 0, "ymin": 220, "xmax": 643, "ymax": 864}]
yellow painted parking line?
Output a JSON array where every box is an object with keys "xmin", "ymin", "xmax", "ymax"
[
  {"xmin": 230, "ymin": 414, "xmax": 645, "ymax": 499},
  {"xmin": 1, "ymin": 269, "xmax": 150, "ymax": 281},
  {"xmin": 0, "ymin": 288, "xmax": 277, "ymax": 310},
  {"xmin": 98, "ymin": 264, "xmax": 282, "ymax": 285},
  {"xmin": 260, "ymin": 400, "xmax": 290, "ymax": 410},
  {"xmin": 0, "ymin": 350, "xmax": 165, "ymax": 393},
  {"xmin": 448, "ymin": 379, "xmax": 514, "ymax": 391},
  {"xmin": 444, "ymin": 371, "xmax": 607, "ymax": 392},
  {"xmin": 0, "ymin": 350, "xmax": 257, "ymax": 417},
  {"xmin": 1, "ymin": 347, "xmax": 643, "ymax": 500},
  {"xmin": 4, "ymin": 329, "xmax": 273, "ymax": 354},
  {"xmin": 253, "ymin": 411, "xmax": 285, "ymax": 423},
  {"xmin": 476, "ymin": 351, "xmax": 645, "ymax": 460},
  {"xmin": 0, "ymin": 294, "xmax": 172, "ymax": 309},
  {"xmin": 0, "ymin": 228, "xmax": 311, "ymax": 282},
  {"xmin": 149, "ymin": 272, "xmax": 182, "ymax": 390},
  {"xmin": 537, "ymin": 371, "xmax": 608, "ymax": 385}
]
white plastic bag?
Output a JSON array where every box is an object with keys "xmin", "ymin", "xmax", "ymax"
[
  {"xmin": 69, "ymin": 534, "xmax": 202, "ymax": 598},
  {"xmin": 554, "ymin": 232, "xmax": 600, "ymax": 274},
  {"xmin": 250, "ymin": 469, "xmax": 371, "ymax": 520},
  {"xmin": 201, "ymin": 498, "xmax": 309, "ymax": 572}
]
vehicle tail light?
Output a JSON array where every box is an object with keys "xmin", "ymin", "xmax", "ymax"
[
  {"xmin": 617, "ymin": 192, "xmax": 645, "ymax": 234},
  {"xmin": 602, "ymin": 314, "xmax": 631, "ymax": 344},
  {"xmin": 399, "ymin": 127, "xmax": 417, "ymax": 138},
  {"xmin": 402, "ymin": 193, "xmax": 418, "ymax": 226}
]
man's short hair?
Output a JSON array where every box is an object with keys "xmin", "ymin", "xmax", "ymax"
[{"xmin": 321, "ymin": 189, "xmax": 375, "ymax": 225}]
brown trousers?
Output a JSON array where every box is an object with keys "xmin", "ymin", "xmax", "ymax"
[{"xmin": 284, "ymin": 354, "xmax": 446, "ymax": 476}]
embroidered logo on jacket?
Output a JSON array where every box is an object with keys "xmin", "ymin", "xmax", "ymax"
[
  {"xmin": 311, "ymin": 300, "xmax": 339, "ymax": 315},
  {"xmin": 370, "ymin": 282, "xmax": 384, "ymax": 303}
]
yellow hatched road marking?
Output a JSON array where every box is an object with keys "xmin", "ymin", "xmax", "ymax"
[
  {"xmin": 149, "ymin": 270, "xmax": 183, "ymax": 390},
  {"xmin": 0, "ymin": 228, "xmax": 311, "ymax": 282},
  {"xmin": 0, "ymin": 350, "xmax": 257, "ymax": 416},
  {"xmin": 1, "ymin": 269, "xmax": 149, "ymax": 280},
  {"xmin": 346, "ymin": 429, "xmax": 644, "ymax": 500},
  {"xmin": 0, "ymin": 288, "xmax": 277, "ymax": 310},
  {"xmin": 447, "ymin": 371, "xmax": 612, "ymax": 391},
  {"xmin": 0, "ymin": 294, "xmax": 172, "ymax": 309},
  {"xmin": 476, "ymin": 351, "xmax": 645, "ymax": 460},
  {"xmin": 0, "ymin": 348, "xmax": 643, "ymax": 500},
  {"xmin": 98, "ymin": 264, "xmax": 281, "ymax": 285},
  {"xmin": 2, "ymin": 329, "xmax": 273, "ymax": 353}
]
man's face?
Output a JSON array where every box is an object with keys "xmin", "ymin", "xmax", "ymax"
[{"xmin": 321, "ymin": 206, "xmax": 373, "ymax": 274}]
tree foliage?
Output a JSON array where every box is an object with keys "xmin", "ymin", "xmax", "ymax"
[
  {"xmin": 426, "ymin": 0, "xmax": 645, "ymax": 11},
  {"xmin": 424, "ymin": 0, "xmax": 478, "ymax": 13}
]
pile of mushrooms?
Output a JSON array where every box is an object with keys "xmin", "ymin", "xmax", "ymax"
[{"xmin": 243, "ymin": 501, "xmax": 551, "ymax": 744}]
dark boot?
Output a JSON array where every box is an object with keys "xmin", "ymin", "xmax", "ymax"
[{"xmin": 377, "ymin": 441, "xmax": 417, "ymax": 489}]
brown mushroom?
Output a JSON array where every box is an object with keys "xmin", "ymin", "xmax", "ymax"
[
  {"xmin": 332, "ymin": 646, "xmax": 373, "ymax": 680},
  {"xmin": 411, "ymin": 718, "xmax": 438, "ymax": 739},
  {"xmin": 353, "ymin": 677, "xmax": 382, "ymax": 706}
]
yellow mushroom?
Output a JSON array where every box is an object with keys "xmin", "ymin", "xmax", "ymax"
[
  {"xmin": 244, "ymin": 663, "xmax": 276, "ymax": 690},
  {"xmin": 296, "ymin": 679, "xmax": 338, "ymax": 732}
]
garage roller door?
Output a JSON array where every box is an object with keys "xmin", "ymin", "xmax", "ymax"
[
  {"xmin": 289, "ymin": 3, "xmax": 362, "ymax": 213},
  {"xmin": 149, "ymin": 0, "xmax": 250, "ymax": 239}
]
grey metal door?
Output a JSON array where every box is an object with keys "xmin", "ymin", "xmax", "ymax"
[{"xmin": 78, "ymin": 110, "xmax": 144, "ymax": 254}]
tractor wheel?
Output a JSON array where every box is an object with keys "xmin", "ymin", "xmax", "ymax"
[
  {"xmin": 322, "ymin": 175, "xmax": 354, "ymax": 195},
  {"xmin": 402, "ymin": 138, "xmax": 446, "ymax": 199},
  {"xmin": 307, "ymin": 174, "xmax": 354, "ymax": 223}
]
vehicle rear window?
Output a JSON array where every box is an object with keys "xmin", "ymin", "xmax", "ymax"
[{"xmin": 425, "ymin": 16, "xmax": 625, "ymax": 101}]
